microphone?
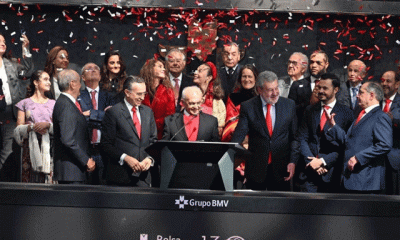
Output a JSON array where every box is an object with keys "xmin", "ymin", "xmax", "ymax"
[{"xmin": 169, "ymin": 110, "xmax": 201, "ymax": 141}]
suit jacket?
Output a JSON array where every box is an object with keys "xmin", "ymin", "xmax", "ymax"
[
  {"xmin": 278, "ymin": 76, "xmax": 292, "ymax": 98},
  {"xmin": 78, "ymin": 88, "xmax": 111, "ymax": 130},
  {"xmin": 2, "ymin": 57, "xmax": 34, "ymax": 119},
  {"xmin": 231, "ymin": 96, "xmax": 299, "ymax": 183},
  {"xmin": 100, "ymin": 101, "xmax": 157, "ymax": 185},
  {"xmin": 336, "ymin": 81, "xmax": 362, "ymax": 118},
  {"xmin": 327, "ymin": 106, "xmax": 392, "ymax": 191},
  {"xmin": 288, "ymin": 76, "xmax": 311, "ymax": 124},
  {"xmin": 380, "ymin": 94, "xmax": 400, "ymax": 171},
  {"xmin": 298, "ymin": 102, "xmax": 353, "ymax": 184},
  {"xmin": 219, "ymin": 64, "xmax": 242, "ymax": 102},
  {"xmin": 175, "ymin": 74, "xmax": 195, "ymax": 112},
  {"xmin": 53, "ymin": 94, "xmax": 90, "ymax": 182},
  {"xmin": 162, "ymin": 112, "xmax": 219, "ymax": 142}
]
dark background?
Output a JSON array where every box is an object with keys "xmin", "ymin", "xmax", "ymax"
[{"xmin": 1, "ymin": 3, "xmax": 400, "ymax": 82}]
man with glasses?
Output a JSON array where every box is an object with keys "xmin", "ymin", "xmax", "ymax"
[
  {"xmin": 278, "ymin": 52, "xmax": 308, "ymax": 98},
  {"xmin": 165, "ymin": 49, "xmax": 194, "ymax": 112},
  {"xmin": 78, "ymin": 63, "xmax": 112, "ymax": 185},
  {"xmin": 101, "ymin": 76, "xmax": 157, "ymax": 187},
  {"xmin": 162, "ymin": 86, "xmax": 219, "ymax": 142}
]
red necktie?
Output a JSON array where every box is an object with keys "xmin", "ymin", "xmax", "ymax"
[
  {"xmin": 319, "ymin": 105, "xmax": 330, "ymax": 131},
  {"xmin": 315, "ymin": 79, "xmax": 320, "ymax": 86},
  {"xmin": 383, "ymin": 99, "xmax": 391, "ymax": 113},
  {"xmin": 266, "ymin": 104, "xmax": 273, "ymax": 164},
  {"xmin": 183, "ymin": 114, "xmax": 199, "ymax": 141},
  {"xmin": 91, "ymin": 90, "xmax": 98, "ymax": 143},
  {"xmin": 75, "ymin": 101, "xmax": 83, "ymax": 114},
  {"xmin": 132, "ymin": 107, "xmax": 141, "ymax": 139},
  {"xmin": 355, "ymin": 109, "xmax": 366, "ymax": 126}
]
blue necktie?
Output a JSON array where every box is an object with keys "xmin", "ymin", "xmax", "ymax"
[{"xmin": 351, "ymin": 87, "xmax": 358, "ymax": 109}]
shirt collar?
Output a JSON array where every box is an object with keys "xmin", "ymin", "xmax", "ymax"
[
  {"xmin": 387, "ymin": 93, "xmax": 397, "ymax": 101},
  {"xmin": 290, "ymin": 75, "xmax": 304, "ymax": 82},
  {"xmin": 364, "ymin": 104, "xmax": 379, "ymax": 114},
  {"xmin": 61, "ymin": 92, "xmax": 77, "ymax": 103},
  {"xmin": 86, "ymin": 86, "xmax": 100, "ymax": 93},
  {"xmin": 169, "ymin": 73, "xmax": 182, "ymax": 81},
  {"xmin": 225, "ymin": 64, "xmax": 238, "ymax": 72},
  {"xmin": 124, "ymin": 98, "xmax": 138, "ymax": 111},
  {"xmin": 322, "ymin": 99, "xmax": 336, "ymax": 109}
]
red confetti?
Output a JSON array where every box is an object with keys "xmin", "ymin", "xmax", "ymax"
[{"xmin": 37, "ymin": 30, "xmax": 43, "ymax": 34}]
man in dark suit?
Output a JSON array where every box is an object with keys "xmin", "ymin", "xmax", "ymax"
[
  {"xmin": 288, "ymin": 50, "xmax": 329, "ymax": 125},
  {"xmin": 165, "ymin": 49, "xmax": 195, "ymax": 112},
  {"xmin": 219, "ymin": 42, "xmax": 242, "ymax": 102},
  {"xmin": 53, "ymin": 69, "xmax": 96, "ymax": 184},
  {"xmin": 278, "ymin": 52, "xmax": 308, "ymax": 98},
  {"xmin": 231, "ymin": 71, "xmax": 299, "ymax": 191},
  {"xmin": 380, "ymin": 70, "xmax": 400, "ymax": 194},
  {"xmin": 336, "ymin": 60, "xmax": 366, "ymax": 117},
  {"xmin": 327, "ymin": 81, "xmax": 392, "ymax": 193},
  {"xmin": 101, "ymin": 76, "xmax": 157, "ymax": 187},
  {"xmin": 163, "ymin": 86, "xmax": 219, "ymax": 142},
  {"xmin": 297, "ymin": 73, "xmax": 353, "ymax": 193},
  {"xmin": 79, "ymin": 63, "xmax": 112, "ymax": 185}
]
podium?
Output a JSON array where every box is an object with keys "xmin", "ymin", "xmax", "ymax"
[{"xmin": 146, "ymin": 140, "xmax": 249, "ymax": 191}]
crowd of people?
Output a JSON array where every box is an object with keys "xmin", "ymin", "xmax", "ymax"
[{"xmin": 1, "ymin": 33, "xmax": 400, "ymax": 194}]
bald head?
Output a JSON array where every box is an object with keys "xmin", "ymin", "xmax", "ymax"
[
  {"xmin": 347, "ymin": 60, "xmax": 367, "ymax": 87},
  {"xmin": 181, "ymin": 86, "xmax": 203, "ymax": 116}
]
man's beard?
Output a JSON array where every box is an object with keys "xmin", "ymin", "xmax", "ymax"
[{"xmin": 311, "ymin": 69, "xmax": 326, "ymax": 78}]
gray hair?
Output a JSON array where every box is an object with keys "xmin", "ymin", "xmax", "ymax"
[
  {"xmin": 365, "ymin": 81, "xmax": 384, "ymax": 102},
  {"xmin": 182, "ymin": 85, "xmax": 203, "ymax": 100},
  {"xmin": 58, "ymin": 69, "xmax": 79, "ymax": 92},
  {"xmin": 256, "ymin": 71, "xmax": 278, "ymax": 88},
  {"xmin": 81, "ymin": 62, "xmax": 100, "ymax": 75},
  {"xmin": 291, "ymin": 52, "xmax": 309, "ymax": 68},
  {"xmin": 166, "ymin": 48, "xmax": 186, "ymax": 61}
]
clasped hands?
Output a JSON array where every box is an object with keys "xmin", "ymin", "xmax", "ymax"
[
  {"xmin": 306, "ymin": 157, "xmax": 328, "ymax": 175},
  {"xmin": 29, "ymin": 122, "xmax": 51, "ymax": 135},
  {"xmin": 124, "ymin": 155, "xmax": 152, "ymax": 173}
]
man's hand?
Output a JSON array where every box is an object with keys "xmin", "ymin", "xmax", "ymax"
[
  {"xmin": 104, "ymin": 106, "xmax": 112, "ymax": 111},
  {"xmin": 139, "ymin": 157, "xmax": 152, "ymax": 171},
  {"xmin": 82, "ymin": 110, "xmax": 90, "ymax": 117},
  {"xmin": 347, "ymin": 156, "xmax": 358, "ymax": 171},
  {"xmin": 87, "ymin": 158, "xmax": 96, "ymax": 172},
  {"xmin": 316, "ymin": 167, "xmax": 328, "ymax": 175},
  {"xmin": 306, "ymin": 157, "xmax": 324, "ymax": 170},
  {"xmin": 124, "ymin": 155, "xmax": 142, "ymax": 173},
  {"xmin": 284, "ymin": 163, "xmax": 295, "ymax": 181},
  {"xmin": 310, "ymin": 87, "xmax": 320, "ymax": 105},
  {"xmin": 327, "ymin": 112, "xmax": 336, "ymax": 127}
]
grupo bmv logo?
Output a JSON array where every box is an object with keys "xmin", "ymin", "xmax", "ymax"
[
  {"xmin": 175, "ymin": 195, "xmax": 189, "ymax": 209},
  {"xmin": 174, "ymin": 195, "xmax": 229, "ymax": 209}
]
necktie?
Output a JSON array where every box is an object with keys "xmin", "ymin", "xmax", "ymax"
[
  {"xmin": 266, "ymin": 104, "xmax": 273, "ymax": 164},
  {"xmin": 315, "ymin": 79, "xmax": 320, "ymax": 86},
  {"xmin": 228, "ymin": 68, "xmax": 234, "ymax": 76},
  {"xmin": 132, "ymin": 107, "xmax": 141, "ymax": 139},
  {"xmin": 355, "ymin": 109, "xmax": 366, "ymax": 126},
  {"xmin": 319, "ymin": 105, "xmax": 330, "ymax": 131},
  {"xmin": 351, "ymin": 87, "xmax": 358, "ymax": 109},
  {"xmin": 173, "ymin": 78, "xmax": 180, "ymax": 104},
  {"xmin": 75, "ymin": 101, "xmax": 83, "ymax": 114},
  {"xmin": 91, "ymin": 90, "xmax": 98, "ymax": 143},
  {"xmin": 383, "ymin": 99, "xmax": 391, "ymax": 113}
]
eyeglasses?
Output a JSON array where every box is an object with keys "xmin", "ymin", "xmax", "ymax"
[
  {"xmin": 84, "ymin": 67, "xmax": 100, "ymax": 72},
  {"xmin": 287, "ymin": 60, "xmax": 299, "ymax": 66}
]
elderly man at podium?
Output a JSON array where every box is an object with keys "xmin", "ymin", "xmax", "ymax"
[{"xmin": 162, "ymin": 86, "xmax": 219, "ymax": 142}]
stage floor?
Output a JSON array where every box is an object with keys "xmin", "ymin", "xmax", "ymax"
[{"xmin": 1, "ymin": 183, "xmax": 400, "ymax": 239}]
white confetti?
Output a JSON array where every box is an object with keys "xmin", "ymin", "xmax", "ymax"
[
  {"xmin": 82, "ymin": 6, "xmax": 87, "ymax": 11},
  {"xmin": 133, "ymin": 55, "xmax": 138, "ymax": 58},
  {"xmin": 396, "ymin": 40, "xmax": 400, "ymax": 45},
  {"xmin": 230, "ymin": 20, "xmax": 235, "ymax": 24},
  {"xmin": 110, "ymin": 40, "xmax": 113, "ymax": 44},
  {"xmin": 100, "ymin": 52, "xmax": 105, "ymax": 56},
  {"xmin": 150, "ymin": 37, "xmax": 153, "ymax": 41},
  {"xmin": 93, "ymin": 27, "xmax": 97, "ymax": 32},
  {"xmin": 86, "ymin": 46, "xmax": 90, "ymax": 50},
  {"xmin": 10, "ymin": 31, "xmax": 16, "ymax": 36},
  {"xmin": 69, "ymin": 32, "xmax": 73, "ymax": 38},
  {"xmin": 255, "ymin": 23, "xmax": 258, "ymax": 28},
  {"xmin": 55, "ymin": 18, "xmax": 59, "ymax": 22},
  {"xmin": 161, "ymin": 49, "xmax": 167, "ymax": 52},
  {"xmin": 388, "ymin": 23, "xmax": 392, "ymax": 27}
]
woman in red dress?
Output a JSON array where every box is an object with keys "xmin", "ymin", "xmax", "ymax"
[{"xmin": 140, "ymin": 59, "xmax": 175, "ymax": 139}]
